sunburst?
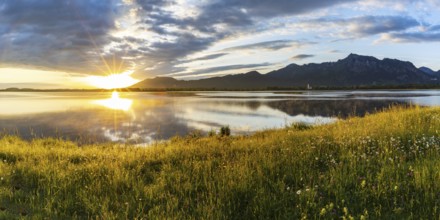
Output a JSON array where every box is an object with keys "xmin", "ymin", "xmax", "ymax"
[{"xmin": 85, "ymin": 70, "xmax": 139, "ymax": 89}]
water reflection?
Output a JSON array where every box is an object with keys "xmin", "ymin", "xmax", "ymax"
[
  {"xmin": 266, "ymin": 99, "xmax": 410, "ymax": 117},
  {"xmin": 0, "ymin": 90, "xmax": 438, "ymax": 144},
  {"xmin": 94, "ymin": 91, "xmax": 133, "ymax": 111},
  {"xmin": 174, "ymin": 101, "xmax": 336, "ymax": 133}
]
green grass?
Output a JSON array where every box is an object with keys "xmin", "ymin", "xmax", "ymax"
[{"xmin": 0, "ymin": 106, "xmax": 439, "ymax": 219}]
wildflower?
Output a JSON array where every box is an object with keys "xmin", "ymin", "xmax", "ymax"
[
  {"xmin": 361, "ymin": 180, "xmax": 366, "ymax": 188},
  {"xmin": 296, "ymin": 190, "xmax": 301, "ymax": 195},
  {"xmin": 328, "ymin": 203, "xmax": 334, "ymax": 210},
  {"xmin": 320, "ymin": 208, "xmax": 327, "ymax": 216},
  {"xmin": 343, "ymin": 207, "xmax": 348, "ymax": 215}
]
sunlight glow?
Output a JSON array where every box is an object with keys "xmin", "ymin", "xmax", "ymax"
[
  {"xmin": 86, "ymin": 70, "xmax": 139, "ymax": 89},
  {"xmin": 0, "ymin": 68, "xmax": 90, "ymax": 89},
  {"xmin": 94, "ymin": 91, "xmax": 133, "ymax": 111}
]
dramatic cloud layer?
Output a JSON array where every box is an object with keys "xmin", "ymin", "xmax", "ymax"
[
  {"xmin": 0, "ymin": 0, "xmax": 121, "ymax": 74},
  {"xmin": 0, "ymin": 0, "xmax": 439, "ymax": 83},
  {"xmin": 302, "ymin": 16, "xmax": 420, "ymax": 38}
]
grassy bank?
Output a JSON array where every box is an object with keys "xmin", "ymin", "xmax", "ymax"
[{"xmin": 0, "ymin": 107, "xmax": 439, "ymax": 219}]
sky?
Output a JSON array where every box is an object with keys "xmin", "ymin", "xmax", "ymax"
[{"xmin": 0, "ymin": 0, "xmax": 439, "ymax": 89}]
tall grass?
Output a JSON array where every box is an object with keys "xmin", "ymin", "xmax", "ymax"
[{"xmin": 0, "ymin": 106, "xmax": 439, "ymax": 219}]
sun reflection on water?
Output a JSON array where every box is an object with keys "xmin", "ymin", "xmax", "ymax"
[{"xmin": 94, "ymin": 91, "xmax": 133, "ymax": 111}]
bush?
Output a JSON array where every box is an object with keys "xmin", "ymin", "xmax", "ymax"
[
  {"xmin": 220, "ymin": 126, "xmax": 231, "ymax": 137},
  {"xmin": 207, "ymin": 129, "xmax": 216, "ymax": 137},
  {"xmin": 290, "ymin": 122, "xmax": 312, "ymax": 131}
]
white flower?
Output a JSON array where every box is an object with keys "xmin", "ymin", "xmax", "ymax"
[{"xmin": 296, "ymin": 190, "xmax": 301, "ymax": 195}]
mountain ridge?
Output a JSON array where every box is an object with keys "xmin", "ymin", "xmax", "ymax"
[
  {"xmin": 131, "ymin": 54, "xmax": 439, "ymax": 89},
  {"xmin": 419, "ymin": 66, "xmax": 440, "ymax": 76}
]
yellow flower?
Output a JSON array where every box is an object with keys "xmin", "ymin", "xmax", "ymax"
[
  {"xmin": 320, "ymin": 208, "xmax": 327, "ymax": 216},
  {"xmin": 343, "ymin": 207, "xmax": 349, "ymax": 215},
  {"xmin": 361, "ymin": 180, "xmax": 366, "ymax": 188}
]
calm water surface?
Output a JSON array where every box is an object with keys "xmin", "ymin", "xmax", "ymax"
[{"xmin": 0, "ymin": 90, "xmax": 439, "ymax": 144}]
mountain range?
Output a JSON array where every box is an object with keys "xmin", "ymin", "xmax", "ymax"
[{"xmin": 131, "ymin": 54, "xmax": 440, "ymax": 89}]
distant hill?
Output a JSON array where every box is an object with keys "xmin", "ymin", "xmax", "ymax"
[
  {"xmin": 419, "ymin": 67, "xmax": 440, "ymax": 79},
  {"xmin": 419, "ymin": 67, "xmax": 436, "ymax": 75},
  {"xmin": 131, "ymin": 54, "xmax": 439, "ymax": 89}
]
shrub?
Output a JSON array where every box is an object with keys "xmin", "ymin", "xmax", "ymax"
[
  {"xmin": 290, "ymin": 122, "xmax": 312, "ymax": 131},
  {"xmin": 207, "ymin": 129, "xmax": 216, "ymax": 137},
  {"xmin": 220, "ymin": 126, "xmax": 231, "ymax": 136}
]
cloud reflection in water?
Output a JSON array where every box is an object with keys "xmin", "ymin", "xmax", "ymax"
[{"xmin": 0, "ymin": 90, "xmax": 438, "ymax": 144}]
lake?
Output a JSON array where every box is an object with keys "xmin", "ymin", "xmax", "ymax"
[{"xmin": 0, "ymin": 90, "xmax": 439, "ymax": 144}]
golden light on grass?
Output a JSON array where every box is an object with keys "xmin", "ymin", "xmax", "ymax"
[
  {"xmin": 0, "ymin": 107, "xmax": 439, "ymax": 218},
  {"xmin": 85, "ymin": 70, "xmax": 139, "ymax": 89},
  {"xmin": 94, "ymin": 91, "xmax": 133, "ymax": 111}
]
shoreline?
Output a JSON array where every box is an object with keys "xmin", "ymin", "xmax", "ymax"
[
  {"xmin": 0, "ymin": 107, "xmax": 439, "ymax": 218},
  {"xmin": 1, "ymin": 87, "xmax": 440, "ymax": 93}
]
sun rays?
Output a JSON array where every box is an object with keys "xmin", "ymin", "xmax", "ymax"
[{"xmin": 85, "ymin": 70, "xmax": 139, "ymax": 89}]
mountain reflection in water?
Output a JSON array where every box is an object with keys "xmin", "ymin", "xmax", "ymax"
[{"xmin": 0, "ymin": 90, "xmax": 438, "ymax": 144}]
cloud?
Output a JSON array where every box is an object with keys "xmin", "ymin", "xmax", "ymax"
[
  {"xmin": 190, "ymin": 53, "xmax": 229, "ymax": 62},
  {"xmin": 1, "ymin": 0, "xmax": 437, "ymax": 82},
  {"xmin": 0, "ymin": 0, "xmax": 121, "ymax": 74},
  {"xmin": 302, "ymin": 15, "xmax": 420, "ymax": 38},
  {"xmin": 225, "ymin": 40, "xmax": 302, "ymax": 51},
  {"xmin": 328, "ymin": 50, "xmax": 341, "ymax": 53},
  {"xmin": 348, "ymin": 16, "xmax": 419, "ymax": 36},
  {"xmin": 202, "ymin": 0, "xmax": 358, "ymax": 19},
  {"xmin": 359, "ymin": 0, "xmax": 440, "ymax": 11},
  {"xmin": 428, "ymin": 25, "xmax": 440, "ymax": 31},
  {"xmin": 381, "ymin": 31, "xmax": 440, "ymax": 43},
  {"xmin": 193, "ymin": 63, "xmax": 272, "ymax": 74},
  {"xmin": 131, "ymin": 0, "xmax": 357, "ymax": 77},
  {"xmin": 291, "ymin": 54, "xmax": 315, "ymax": 60},
  {"xmin": 137, "ymin": 0, "xmax": 358, "ymax": 35},
  {"xmin": 377, "ymin": 23, "xmax": 440, "ymax": 43},
  {"xmin": 174, "ymin": 63, "xmax": 273, "ymax": 78}
]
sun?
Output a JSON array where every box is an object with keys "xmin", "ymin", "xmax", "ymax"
[{"xmin": 86, "ymin": 70, "xmax": 139, "ymax": 89}]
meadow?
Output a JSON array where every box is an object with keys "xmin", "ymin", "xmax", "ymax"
[{"xmin": 0, "ymin": 106, "xmax": 439, "ymax": 219}]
